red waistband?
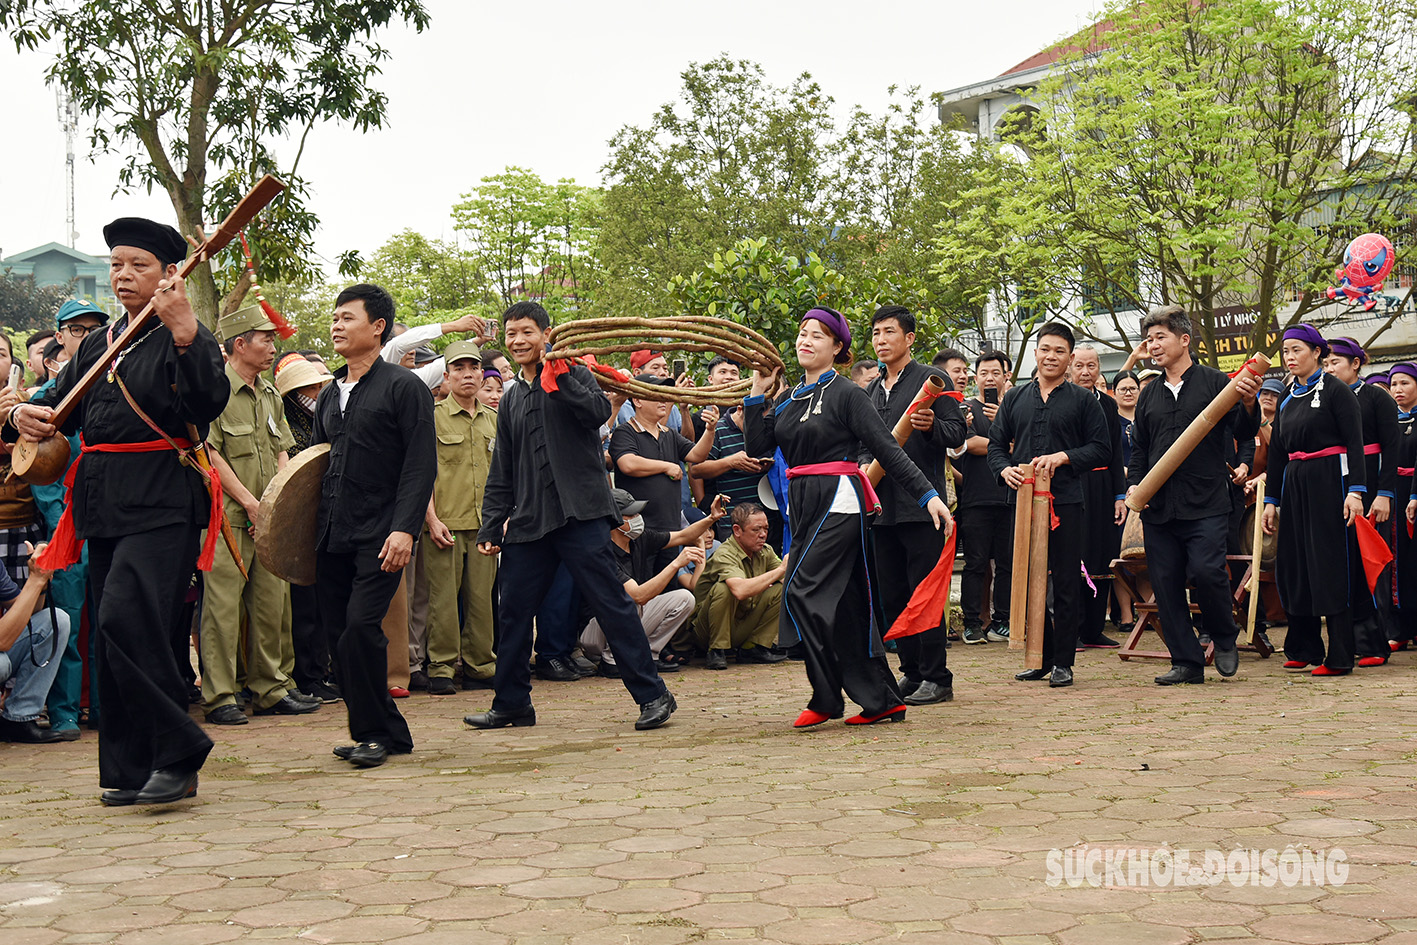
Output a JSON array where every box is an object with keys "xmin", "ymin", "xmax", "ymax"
[
  {"xmin": 1400, "ymin": 467, "xmax": 1415, "ymax": 477},
  {"xmin": 36, "ymin": 434, "xmax": 219, "ymax": 573},
  {"xmin": 1364, "ymin": 443, "xmax": 1382, "ymax": 455},
  {"xmin": 786, "ymin": 462, "xmax": 882, "ymax": 514},
  {"xmin": 1090, "ymin": 465, "xmax": 1110, "ymax": 472},
  {"xmin": 1288, "ymin": 445, "xmax": 1345, "ymax": 462}
]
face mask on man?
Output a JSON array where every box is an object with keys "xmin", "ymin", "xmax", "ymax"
[{"xmin": 619, "ymin": 514, "xmax": 645, "ymax": 540}]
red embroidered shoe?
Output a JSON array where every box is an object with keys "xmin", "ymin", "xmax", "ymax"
[
  {"xmin": 1311, "ymin": 665, "xmax": 1350, "ymax": 676},
  {"xmin": 388, "ymin": 686, "xmax": 411, "ymax": 698},
  {"xmin": 1282, "ymin": 661, "xmax": 1311, "ymax": 670},
  {"xmin": 1391, "ymin": 640, "xmax": 1407, "ymax": 652},
  {"xmin": 845, "ymin": 705, "xmax": 906, "ymax": 725},
  {"xmin": 793, "ymin": 709, "xmax": 837, "ymax": 729},
  {"xmin": 1358, "ymin": 656, "xmax": 1388, "ymax": 667}
]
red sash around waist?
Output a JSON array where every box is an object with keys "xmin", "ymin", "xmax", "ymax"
[
  {"xmin": 1364, "ymin": 443, "xmax": 1382, "ymax": 455},
  {"xmin": 786, "ymin": 462, "xmax": 882, "ymax": 514},
  {"xmin": 1288, "ymin": 445, "xmax": 1345, "ymax": 462},
  {"xmin": 1400, "ymin": 468, "xmax": 1415, "ymax": 477},
  {"xmin": 36, "ymin": 434, "xmax": 223, "ymax": 573}
]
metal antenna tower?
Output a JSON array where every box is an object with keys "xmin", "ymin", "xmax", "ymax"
[{"xmin": 56, "ymin": 89, "xmax": 79, "ymax": 247}]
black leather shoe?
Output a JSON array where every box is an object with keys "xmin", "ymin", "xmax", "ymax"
[
  {"xmin": 286, "ymin": 689, "xmax": 321, "ymax": 704},
  {"xmin": 1049, "ymin": 666, "xmax": 1074, "ymax": 687},
  {"xmin": 654, "ymin": 657, "xmax": 681, "ymax": 673},
  {"xmin": 534, "ymin": 657, "xmax": 581, "ymax": 681},
  {"xmin": 783, "ymin": 643, "xmax": 807, "ymax": 660},
  {"xmin": 334, "ymin": 743, "xmax": 409, "ymax": 760},
  {"xmin": 135, "ymin": 768, "xmax": 199, "ymax": 805},
  {"xmin": 409, "ymin": 670, "xmax": 430, "ymax": 691},
  {"xmin": 205, "ymin": 704, "xmax": 248, "ymax": 726},
  {"xmin": 254, "ymin": 694, "xmax": 321, "ymax": 716},
  {"xmin": 1015, "ymin": 668, "xmax": 1050, "ymax": 681},
  {"xmin": 597, "ymin": 660, "xmax": 621, "ymax": 679},
  {"xmin": 904, "ymin": 680, "xmax": 954, "ymax": 705},
  {"xmin": 1155, "ymin": 665, "xmax": 1205, "ymax": 685},
  {"xmin": 1214, "ymin": 645, "xmax": 1239, "ymax": 677},
  {"xmin": 345, "ymin": 742, "xmax": 387, "ymax": 768},
  {"xmin": 705, "ymin": 649, "xmax": 729, "ymax": 670},
  {"xmin": 428, "ymin": 676, "xmax": 457, "ymax": 695},
  {"xmin": 0, "ymin": 717, "xmax": 65, "ymax": 743},
  {"xmin": 897, "ymin": 674, "xmax": 921, "ymax": 698},
  {"xmin": 635, "ymin": 691, "xmax": 677, "ymax": 730},
  {"xmin": 100, "ymin": 788, "xmax": 139, "ymax": 806},
  {"xmin": 571, "ymin": 655, "xmax": 597, "ymax": 677},
  {"xmin": 737, "ymin": 645, "xmax": 786, "ymax": 664},
  {"xmin": 465, "ymin": 705, "xmax": 537, "ymax": 729}
]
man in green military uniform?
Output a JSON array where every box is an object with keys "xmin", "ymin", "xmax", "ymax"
[
  {"xmin": 201, "ymin": 305, "xmax": 318, "ymax": 723},
  {"xmin": 691, "ymin": 502, "xmax": 787, "ymax": 669},
  {"xmin": 423, "ymin": 340, "xmax": 498, "ymax": 694}
]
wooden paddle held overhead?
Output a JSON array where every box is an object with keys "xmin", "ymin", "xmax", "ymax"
[
  {"xmin": 1124, "ymin": 354, "xmax": 1270, "ymax": 513},
  {"xmin": 11, "ymin": 175, "xmax": 287, "ymax": 486},
  {"xmin": 865, "ymin": 375, "xmax": 947, "ymax": 487}
]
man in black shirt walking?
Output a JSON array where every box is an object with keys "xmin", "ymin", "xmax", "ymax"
[
  {"xmin": 987, "ymin": 322, "xmax": 1111, "ymax": 687},
  {"xmin": 467, "ymin": 301, "xmax": 677, "ymax": 731},
  {"xmin": 314, "ymin": 283, "xmax": 437, "ymax": 768},
  {"xmin": 1127, "ymin": 305, "xmax": 1260, "ymax": 684}
]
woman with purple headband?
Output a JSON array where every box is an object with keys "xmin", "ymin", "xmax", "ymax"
[
  {"xmin": 1384, "ymin": 363, "xmax": 1417, "ymax": 652},
  {"xmin": 1324, "ymin": 335, "xmax": 1400, "ymax": 666},
  {"xmin": 744, "ymin": 308, "xmax": 952, "ymax": 728},
  {"xmin": 1262, "ymin": 324, "xmax": 1366, "ymax": 676}
]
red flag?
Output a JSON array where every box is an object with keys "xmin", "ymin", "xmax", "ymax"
[
  {"xmin": 883, "ymin": 529, "xmax": 958, "ymax": 640},
  {"xmin": 1354, "ymin": 514, "xmax": 1394, "ymax": 595}
]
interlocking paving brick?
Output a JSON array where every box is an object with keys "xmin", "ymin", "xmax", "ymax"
[{"xmin": 1, "ymin": 638, "xmax": 1415, "ymax": 944}]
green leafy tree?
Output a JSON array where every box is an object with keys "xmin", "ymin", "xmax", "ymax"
[
  {"xmin": 451, "ymin": 167, "xmax": 602, "ymax": 319},
  {"xmin": 2, "ymin": 0, "xmax": 431, "ymax": 327},
  {"xmin": 968, "ymin": 0, "xmax": 1417, "ymax": 364},
  {"xmin": 359, "ymin": 229, "xmax": 492, "ymax": 321},
  {"xmin": 0, "ymin": 272, "xmax": 74, "ymax": 333},
  {"xmin": 598, "ymin": 57, "xmax": 839, "ymax": 318}
]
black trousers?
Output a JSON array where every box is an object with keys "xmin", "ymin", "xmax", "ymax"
[
  {"xmin": 1144, "ymin": 513, "xmax": 1240, "ymax": 669},
  {"xmin": 316, "ymin": 545, "xmax": 413, "ymax": 752},
  {"xmin": 959, "ymin": 504, "xmax": 1012, "ymax": 627},
  {"xmin": 1286, "ymin": 612, "xmax": 1355, "ymax": 670},
  {"xmin": 90, "ymin": 523, "xmax": 212, "ymax": 790},
  {"xmin": 1038, "ymin": 503, "xmax": 1084, "ymax": 670},
  {"xmin": 873, "ymin": 520, "xmax": 952, "ymax": 687},
  {"xmin": 496, "ymin": 518, "xmax": 664, "ymax": 712},
  {"xmin": 786, "ymin": 512, "xmax": 902, "ymax": 717},
  {"xmin": 290, "ymin": 581, "xmax": 330, "ymax": 690}
]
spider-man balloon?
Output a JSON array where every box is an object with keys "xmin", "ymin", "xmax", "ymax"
[{"xmin": 1327, "ymin": 233, "xmax": 1396, "ymax": 311}]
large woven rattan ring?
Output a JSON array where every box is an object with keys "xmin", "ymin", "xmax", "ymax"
[{"xmin": 546, "ymin": 316, "xmax": 786, "ymax": 407}]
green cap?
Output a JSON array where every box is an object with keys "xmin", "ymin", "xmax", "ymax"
[
  {"xmin": 444, "ymin": 339, "xmax": 482, "ymax": 365},
  {"xmin": 217, "ymin": 304, "xmax": 276, "ymax": 342}
]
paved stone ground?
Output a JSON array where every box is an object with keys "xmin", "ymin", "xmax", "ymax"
[{"xmin": 1, "ymin": 631, "xmax": 1415, "ymax": 944}]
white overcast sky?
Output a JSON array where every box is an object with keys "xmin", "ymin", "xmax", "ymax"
[{"xmin": 0, "ymin": 0, "xmax": 1102, "ymax": 271}]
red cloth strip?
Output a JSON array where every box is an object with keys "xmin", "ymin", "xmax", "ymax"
[
  {"xmin": 1354, "ymin": 514, "xmax": 1394, "ymax": 595},
  {"xmin": 540, "ymin": 355, "xmax": 630, "ymax": 394},
  {"xmin": 1034, "ymin": 489, "xmax": 1060, "ymax": 530},
  {"xmin": 1228, "ymin": 358, "xmax": 1265, "ymax": 379},
  {"xmin": 37, "ymin": 436, "xmax": 197, "ymax": 571},
  {"xmin": 1363, "ymin": 443, "xmax": 1382, "ymax": 455},
  {"xmin": 884, "ymin": 528, "xmax": 958, "ymax": 640},
  {"xmin": 1288, "ymin": 445, "xmax": 1345, "ymax": 462},
  {"xmin": 1399, "ymin": 468, "xmax": 1415, "ymax": 477},
  {"xmin": 786, "ymin": 462, "xmax": 882, "ymax": 514}
]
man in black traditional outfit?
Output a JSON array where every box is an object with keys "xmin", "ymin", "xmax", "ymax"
[
  {"xmin": 861, "ymin": 305, "xmax": 966, "ymax": 706},
  {"xmin": 986, "ymin": 322, "xmax": 1111, "ymax": 688},
  {"xmin": 1069, "ymin": 344, "xmax": 1126, "ymax": 649},
  {"xmin": 466, "ymin": 301, "xmax": 677, "ymax": 732},
  {"xmin": 9, "ymin": 217, "xmax": 230, "ymax": 805},
  {"xmin": 1126, "ymin": 305, "xmax": 1260, "ymax": 685},
  {"xmin": 314, "ymin": 283, "xmax": 437, "ymax": 768}
]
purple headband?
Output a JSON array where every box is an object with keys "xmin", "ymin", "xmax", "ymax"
[
  {"xmin": 1384, "ymin": 365, "xmax": 1414, "ymax": 384},
  {"xmin": 1283, "ymin": 324, "xmax": 1329, "ymax": 359},
  {"xmin": 801, "ymin": 307, "xmax": 853, "ymax": 364},
  {"xmin": 482, "ymin": 368, "xmax": 502, "ymax": 382},
  {"xmin": 1326, "ymin": 336, "xmax": 1367, "ymax": 364}
]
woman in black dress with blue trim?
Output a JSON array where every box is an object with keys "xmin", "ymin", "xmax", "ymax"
[{"xmin": 744, "ymin": 308, "xmax": 952, "ymax": 728}]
